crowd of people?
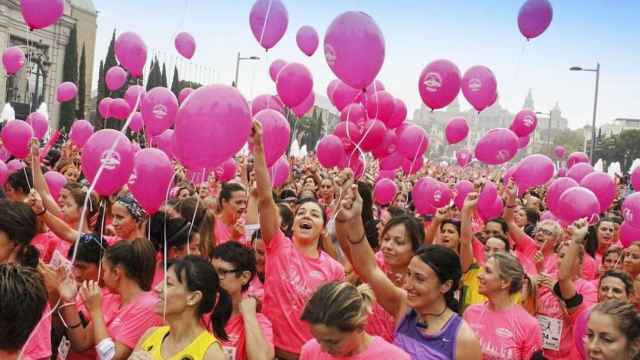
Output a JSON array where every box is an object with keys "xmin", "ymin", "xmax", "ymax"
[{"xmin": 2, "ymin": 121, "xmax": 640, "ymax": 360}]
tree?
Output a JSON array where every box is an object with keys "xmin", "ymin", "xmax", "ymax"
[
  {"xmin": 96, "ymin": 30, "xmax": 117, "ymax": 126},
  {"xmin": 59, "ymin": 25, "xmax": 78, "ymax": 132},
  {"xmin": 77, "ymin": 44, "xmax": 86, "ymax": 120},
  {"xmin": 298, "ymin": 107, "xmax": 325, "ymax": 151},
  {"xmin": 146, "ymin": 57, "xmax": 162, "ymax": 90},
  {"xmin": 170, "ymin": 66, "xmax": 180, "ymax": 97},
  {"xmin": 161, "ymin": 63, "xmax": 168, "ymax": 88},
  {"xmin": 550, "ymin": 129, "xmax": 585, "ymax": 157},
  {"xmin": 594, "ymin": 130, "xmax": 640, "ymax": 173}
]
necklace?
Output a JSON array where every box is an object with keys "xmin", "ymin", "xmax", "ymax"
[{"xmin": 416, "ymin": 305, "xmax": 449, "ymax": 330}]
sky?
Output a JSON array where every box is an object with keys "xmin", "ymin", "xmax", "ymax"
[{"xmin": 92, "ymin": 0, "xmax": 640, "ymax": 129}]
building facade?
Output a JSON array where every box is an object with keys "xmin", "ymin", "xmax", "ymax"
[
  {"xmin": 599, "ymin": 118, "xmax": 640, "ymax": 137},
  {"xmin": 0, "ymin": 0, "xmax": 97, "ymax": 128}
]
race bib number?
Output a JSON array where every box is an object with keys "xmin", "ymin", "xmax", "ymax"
[
  {"xmin": 223, "ymin": 346, "xmax": 237, "ymax": 360},
  {"xmin": 57, "ymin": 336, "xmax": 71, "ymax": 360},
  {"xmin": 537, "ymin": 315, "xmax": 563, "ymax": 351},
  {"xmin": 244, "ymin": 224, "xmax": 260, "ymax": 241}
]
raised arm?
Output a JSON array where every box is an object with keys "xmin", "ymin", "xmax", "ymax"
[
  {"xmin": 460, "ymin": 193, "xmax": 479, "ymax": 273},
  {"xmin": 27, "ymin": 191, "xmax": 80, "ymax": 244},
  {"xmin": 239, "ymin": 297, "xmax": 275, "ymax": 360},
  {"xmin": 30, "ymin": 139, "xmax": 63, "ymax": 218},
  {"xmin": 557, "ymin": 218, "xmax": 588, "ymax": 312},
  {"xmin": 425, "ymin": 207, "xmax": 446, "ymax": 245},
  {"xmin": 335, "ymin": 184, "xmax": 406, "ymax": 320},
  {"xmin": 250, "ymin": 121, "xmax": 279, "ymax": 244},
  {"xmin": 245, "ymin": 181, "xmax": 259, "ymax": 226},
  {"xmin": 503, "ymin": 181, "xmax": 528, "ymax": 243}
]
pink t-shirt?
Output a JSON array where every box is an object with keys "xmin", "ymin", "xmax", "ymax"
[
  {"xmin": 247, "ymin": 276, "xmax": 265, "ymax": 303},
  {"xmin": 107, "ymin": 292, "xmax": 163, "ymax": 349},
  {"xmin": 222, "ymin": 313, "xmax": 274, "ymax": 360},
  {"xmin": 536, "ymin": 279, "xmax": 597, "ymax": 359},
  {"xmin": 582, "ymin": 254, "xmax": 598, "ymax": 281},
  {"xmin": 22, "ymin": 304, "xmax": 52, "ymax": 360},
  {"xmin": 215, "ymin": 217, "xmax": 249, "ymax": 247},
  {"xmin": 464, "ymin": 303, "xmax": 543, "ymax": 360},
  {"xmin": 263, "ymin": 230, "xmax": 345, "ymax": 354},
  {"xmin": 515, "ymin": 234, "xmax": 558, "ymax": 276},
  {"xmin": 31, "ymin": 231, "xmax": 59, "ymax": 263},
  {"xmin": 300, "ymin": 336, "xmax": 410, "ymax": 360}
]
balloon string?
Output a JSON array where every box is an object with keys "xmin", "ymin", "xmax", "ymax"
[
  {"xmin": 344, "ymin": 89, "xmax": 366, "ymax": 169},
  {"xmin": 186, "ymin": 169, "xmax": 204, "ymax": 256},
  {"xmin": 258, "ymin": 0, "xmax": 274, "ymax": 47},
  {"xmin": 513, "ymin": 38, "xmax": 528, "ymax": 89},
  {"xmin": 407, "ymin": 135, "xmax": 424, "ymax": 176}
]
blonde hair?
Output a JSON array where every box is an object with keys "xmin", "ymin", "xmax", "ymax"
[
  {"xmin": 301, "ymin": 281, "xmax": 375, "ymax": 332},
  {"xmin": 490, "ymin": 252, "xmax": 524, "ymax": 295},
  {"xmin": 536, "ymin": 219, "xmax": 564, "ymax": 242}
]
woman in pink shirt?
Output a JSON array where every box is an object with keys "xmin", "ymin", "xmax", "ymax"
[
  {"xmin": 300, "ymin": 281, "xmax": 410, "ymax": 360},
  {"xmin": 251, "ymin": 122, "xmax": 344, "ymax": 359},
  {"xmin": 110, "ymin": 195, "xmax": 147, "ymax": 242},
  {"xmin": 57, "ymin": 239, "xmax": 162, "ymax": 359},
  {"xmin": 584, "ymin": 300, "xmax": 640, "ymax": 360},
  {"xmin": 464, "ymin": 252, "xmax": 543, "ymax": 360},
  {"xmin": 215, "ymin": 182, "xmax": 249, "ymax": 246},
  {"xmin": 585, "ymin": 219, "xmax": 618, "ymax": 266},
  {"xmin": 211, "ymin": 241, "xmax": 274, "ymax": 360}
]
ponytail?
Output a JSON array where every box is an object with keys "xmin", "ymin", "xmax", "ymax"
[
  {"xmin": 444, "ymin": 291, "xmax": 459, "ymax": 314},
  {"xmin": 105, "ymin": 239, "xmax": 156, "ymax": 291},
  {"xmin": 209, "ymin": 287, "xmax": 232, "ymax": 342}
]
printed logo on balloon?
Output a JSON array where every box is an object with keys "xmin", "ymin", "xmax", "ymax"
[
  {"xmin": 468, "ymin": 78, "xmax": 482, "ymax": 92},
  {"xmin": 423, "ymin": 73, "xmax": 442, "ymax": 92},
  {"xmin": 100, "ymin": 150, "xmax": 121, "ymax": 170}
]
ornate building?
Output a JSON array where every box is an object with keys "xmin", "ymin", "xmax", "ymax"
[
  {"xmin": 411, "ymin": 89, "xmax": 569, "ymax": 158},
  {"xmin": 0, "ymin": 0, "xmax": 97, "ymax": 127}
]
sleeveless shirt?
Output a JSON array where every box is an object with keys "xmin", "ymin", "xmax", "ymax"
[
  {"xmin": 393, "ymin": 310, "xmax": 463, "ymax": 360},
  {"xmin": 141, "ymin": 326, "xmax": 219, "ymax": 360}
]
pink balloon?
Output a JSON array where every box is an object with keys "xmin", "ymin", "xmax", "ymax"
[
  {"xmin": 620, "ymin": 222, "xmax": 640, "ymax": 249},
  {"xmin": 454, "ymin": 180, "xmax": 474, "ymax": 210},
  {"xmin": 44, "ymin": 171, "xmax": 67, "ymax": 200},
  {"xmin": 0, "ymin": 146, "xmax": 8, "ymax": 162},
  {"xmin": 445, "ymin": 117, "xmax": 469, "ymax": 144},
  {"xmin": 622, "ymin": 193, "xmax": 640, "ymax": 229},
  {"xmin": 365, "ymin": 90, "xmax": 394, "ymax": 124},
  {"xmin": 251, "ymin": 94, "xmax": 284, "ymax": 116},
  {"xmin": 479, "ymin": 197, "xmax": 504, "ymax": 222},
  {"xmin": 269, "ymin": 157, "xmax": 290, "ymax": 188},
  {"xmin": 546, "ymin": 177, "xmax": 579, "ymax": 214},
  {"xmin": 380, "ymin": 150, "xmax": 404, "ymax": 171},
  {"xmin": 324, "ymin": 11, "xmax": 385, "ymax": 90},
  {"xmin": 349, "ymin": 153, "xmax": 365, "ymax": 180},
  {"xmin": 474, "ymin": 128, "xmax": 519, "ymax": 165},
  {"xmin": 7, "ymin": 159, "xmax": 25, "ymax": 173},
  {"xmin": 340, "ymin": 103, "xmax": 367, "ymax": 126},
  {"xmin": 327, "ymin": 79, "xmax": 340, "ymax": 105},
  {"xmin": 2, "ymin": 47, "xmax": 26, "ymax": 75},
  {"xmin": 0, "ymin": 161, "xmax": 7, "ymax": 186},
  {"xmin": 511, "ymin": 110, "xmax": 538, "ymax": 137},
  {"xmin": 129, "ymin": 112, "xmax": 143, "ymax": 133},
  {"xmin": 556, "ymin": 187, "xmax": 601, "ymax": 224},
  {"xmin": 142, "ymin": 87, "xmax": 179, "ymax": 136},
  {"xmin": 292, "ymin": 92, "xmax": 315, "ymax": 118},
  {"xmin": 402, "ymin": 155, "xmax": 424, "ymax": 175},
  {"xmin": 98, "ymin": 97, "xmax": 112, "ymax": 119},
  {"xmin": 513, "ymin": 154, "xmax": 554, "ymax": 191},
  {"xmin": 372, "ymin": 131, "xmax": 397, "ymax": 159},
  {"xmin": 377, "ymin": 170, "xmax": 396, "ymax": 182},
  {"xmin": 554, "ymin": 145, "xmax": 567, "ymax": 160},
  {"xmin": 374, "ymin": 178, "xmax": 397, "ymax": 205},
  {"xmin": 26, "ymin": 112, "xmax": 48, "ymax": 140},
  {"xmin": 152, "ymin": 129, "xmax": 175, "ymax": 159},
  {"xmin": 581, "ymin": 172, "xmax": 616, "ymax": 213},
  {"xmin": 56, "ymin": 82, "xmax": 77, "ymax": 103},
  {"xmin": 387, "ymin": 99, "xmax": 407, "ymax": 129},
  {"xmin": 632, "ymin": 167, "xmax": 640, "ymax": 192},
  {"xmin": 479, "ymin": 181, "xmax": 498, "ymax": 210},
  {"xmin": 69, "ymin": 120, "xmax": 94, "ymax": 148},
  {"xmin": 418, "ymin": 59, "xmax": 461, "ymax": 110},
  {"xmin": 364, "ymin": 80, "xmax": 386, "ymax": 96},
  {"xmin": 462, "ymin": 65, "xmax": 498, "ymax": 112},
  {"xmin": 334, "ymin": 121, "xmax": 362, "ymax": 144},
  {"xmin": 0, "ymin": 120, "xmax": 33, "ymax": 159},
  {"xmin": 517, "ymin": 135, "xmax": 531, "ymax": 149},
  {"xmin": 456, "ymin": 149, "xmax": 472, "ymax": 167},
  {"xmin": 332, "ymin": 81, "xmax": 361, "ymax": 111},
  {"xmin": 110, "ymin": 98, "xmax": 131, "ymax": 121},
  {"xmin": 567, "ymin": 162, "xmax": 594, "ymax": 183},
  {"xmin": 186, "ymin": 168, "xmax": 211, "ymax": 185},
  {"xmin": 20, "ymin": 0, "xmax": 63, "ymax": 30},
  {"xmin": 397, "ymin": 125, "xmax": 429, "ymax": 159},
  {"xmin": 124, "ymin": 85, "xmax": 145, "ymax": 110},
  {"xmin": 129, "ymin": 148, "xmax": 173, "ymax": 214},
  {"xmin": 81, "ymin": 129, "xmax": 134, "ymax": 196},
  {"xmin": 503, "ymin": 165, "xmax": 519, "ymax": 184},
  {"xmin": 178, "ymin": 88, "xmax": 194, "ymax": 104},
  {"xmin": 276, "ymin": 63, "xmax": 313, "ymax": 108},
  {"xmin": 296, "ymin": 25, "xmax": 319, "ymax": 56},
  {"xmin": 317, "ymin": 135, "xmax": 345, "ymax": 169},
  {"xmin": 174, "ymin": 85, "xmax": 251, "ymax": 170},
  {"xmin": 175, "ymin": 32, "xmax": 196, "ymax": 60},
  {"xmin": 105, "ymin": 66, "xmax": 128, "ymax": 92},
  {"xmin": 269, "ymin": 59, "xmax": 287, "ymax": 82},
  {"xmin": 360, "ymin": 119, "xmax": 387, "ymax": 152},
  {"xmin": 567, "ymin": 152, "xmax": 590, "ymax": 168},
  {"xmin": 518, "ymin": 0, "xmax": 554, "ymax": 40},
  {"xmin": 214, "ymin": 158, "xmax": 237, "ymax": 183},
  {"xmin": 249, "ymin": 0, "xmax": 288, "ymax": 50},
  {"xmin": 131, "ymin": 142, "xmax": 141, "ymax": 154},
  {"xmin": 254, "ymin": 109, "xmax": 290, "ymax": 167},
  {"xmin": 115, "ymin": 32, "xmax": 147, "ymax": 78},
  {"xmin": 412, "ymin": 177, "xmax": 448, "ymax": 214},
  {"xmin": 540, "ymin": 211, "xmax": 559, "ymax": 222}
]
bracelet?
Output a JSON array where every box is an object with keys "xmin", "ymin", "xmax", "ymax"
[
  {"xmin": 348, "ymin": 234, "xmax": 366, "ymax": 245},
  {"xmin": 67, "ymin": 321, "xmax": 83, "ymax": 329},
  {"xmin": 505, "ymin": 204, "xmax": 517, "ymax": 209},
  {"xmin": 35, "ymin": 208, "xmax": 46, "ymax": 216}
]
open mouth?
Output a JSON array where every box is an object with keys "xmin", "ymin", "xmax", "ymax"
[{"xmin": 299, "ymin": 222, "xmax": 313, "ymax": 231}]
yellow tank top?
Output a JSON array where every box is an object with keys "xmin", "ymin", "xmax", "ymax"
[{"xmin": 141, "ymin": 326, "xmax": 219, "ymax": 360}]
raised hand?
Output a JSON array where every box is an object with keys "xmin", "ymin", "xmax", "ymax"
[
  {"xmin": 249, "ymin": 120, "xmax": 264, "ymax": 151},
  {"xmin": 335, "ymin": 184, "xmax": 362, "ymax": 224},
  {"xmin": 463, "ymin": 192, "xmax": 479, "ymax": 211}
]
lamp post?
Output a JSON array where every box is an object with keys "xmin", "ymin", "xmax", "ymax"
[
  {"xmin": 233, "ymin": 52, "xmax": 260, "ymax": 88},
  {"xmin": 570, "ymin": 63, "xmax": 600, "ymax": 163}
]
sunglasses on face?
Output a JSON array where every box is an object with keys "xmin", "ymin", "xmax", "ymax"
[{"xmin": 535, "ymin": 228, "xmax": 554, "ymax": 237}]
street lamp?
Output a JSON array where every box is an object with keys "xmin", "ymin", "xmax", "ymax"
[
  {"xmin": 570, "ymin": 63, "xmax": 600, "ymax": 163},
  {"xmin": 234, "ymin": 52, "xmax": 260, "ymax": 88}
]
